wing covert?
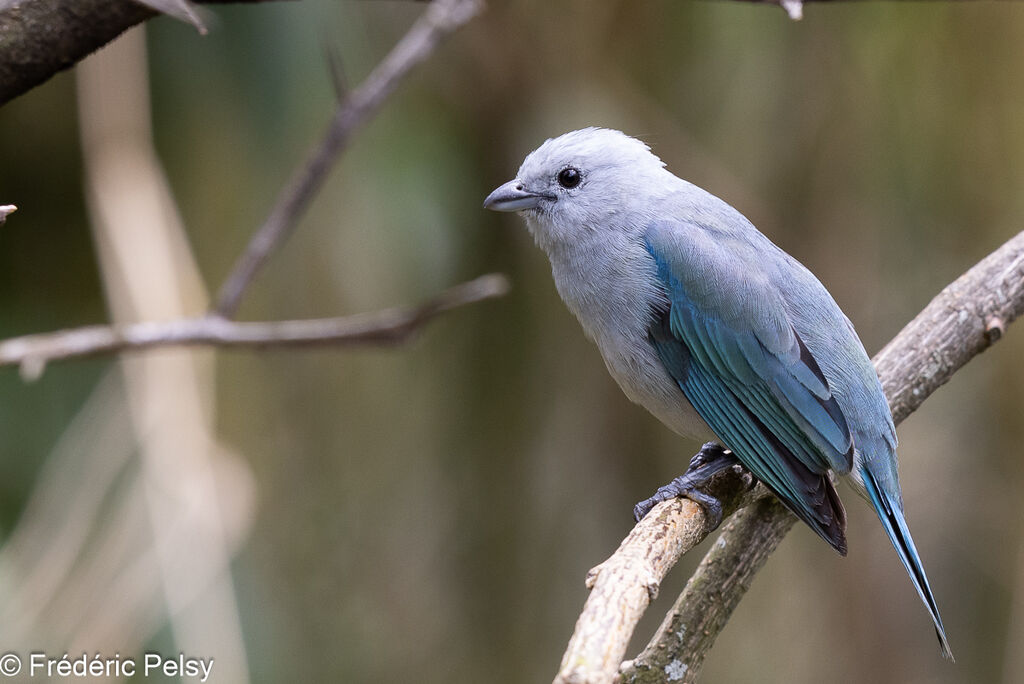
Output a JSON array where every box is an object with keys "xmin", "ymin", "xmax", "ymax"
[{"xmin": 644, "ymin": 221, "xmax": 854, "ymax": 553}]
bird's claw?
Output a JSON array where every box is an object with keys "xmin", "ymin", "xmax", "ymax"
[
  {"xmin": 633, "ymin": 478, "xmax": 725, "ymax": 527},
  {"xmin": 632, "ymin": 473, "xmax": 726, "ymax": 528},
  {"xmin": 633, "ymin": 442, "xmax": 737, "ymax": 529}
]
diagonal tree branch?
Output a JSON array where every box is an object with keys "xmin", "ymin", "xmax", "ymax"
[
  {"xmin": 556, "ymin": 230, "xmax": 1024, "ymax": 684},
  {"xmin": 0, "ymin": 273, "xmax": 508, "ymax": 377},
  {"xmin": 213, "ymin": 0, "xmax": 483, "ymax": 317}
]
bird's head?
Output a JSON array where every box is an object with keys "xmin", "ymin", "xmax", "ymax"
[{"xmin": 483, "ymin": 128, "xmax": 672, "ymax": 250}]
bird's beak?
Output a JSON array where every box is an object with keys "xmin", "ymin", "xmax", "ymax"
[{"xmin": 483, "ymin": 180, "xmax": 552, "ymax": 212}]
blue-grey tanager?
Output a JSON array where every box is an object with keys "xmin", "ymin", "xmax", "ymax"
[{"xmin": 483, "ymin": 127, "xmax": 951, "ymax": 658}]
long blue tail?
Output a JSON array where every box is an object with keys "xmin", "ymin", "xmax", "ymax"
[{"xmin": 861, "ymin": 466, "xmax": 954, "ymax": 660}]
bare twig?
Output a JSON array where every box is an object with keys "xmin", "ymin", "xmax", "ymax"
[
  {"xmin": 557, "ymin": 230, "xmax": 1024, "ymax": 684},
  {"xmin": 213, "ymin": 0, "xmax": 483, "ymax": 317},
  {"xmin": 0, "ymin": 274, "xmax": 509, "ymax": 374}
]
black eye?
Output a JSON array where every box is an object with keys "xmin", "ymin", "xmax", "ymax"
[{"xmin": 557, "ymin": 167, "xmax": 581, "ymax": 189}]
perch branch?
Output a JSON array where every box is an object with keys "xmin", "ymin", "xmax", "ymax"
[
  {"xmin": 620, "ymin": 495, "xmax": 795, "ymax": 684},
  {"xmin": 553, "ymin": 470, "xmax": 758, "ymax": 684},
  {"xmin": 556, "ymin": 230, "xmax": 1024, "ymax": 684},
  {"xmin": 0, "ymin": 273, "xmax": 509, "ymax": 376},
  {"xmin": 0, "ymin": 205, "xmax": 15, "ymax": 224},
  {"xmin": 213, "ymin": 0, "xmax": 483, "ymax": 317}
]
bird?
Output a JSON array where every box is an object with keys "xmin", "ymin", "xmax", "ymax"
[{"xmin": 483, "ymin": 127, "xmax": 952, "ymax": 658}]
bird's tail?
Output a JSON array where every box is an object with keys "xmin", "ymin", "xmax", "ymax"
[{"xmin": 861, "ymin": 465, "xmax": 954, "ymax": 660}]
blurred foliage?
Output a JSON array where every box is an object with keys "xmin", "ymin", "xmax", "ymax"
[{"xmin": 1, "ymin": 1, "xmax": 1024, "ymax": 682}]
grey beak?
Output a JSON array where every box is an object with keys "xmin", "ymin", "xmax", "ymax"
[{"xmin": 483, "ymin": 180, "xmax": 553, "ymax": 212}]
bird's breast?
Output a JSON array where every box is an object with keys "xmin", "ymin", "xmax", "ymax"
[{"xmin": 547, "ymin": 238, "xmax": 713, "ymax": 441}]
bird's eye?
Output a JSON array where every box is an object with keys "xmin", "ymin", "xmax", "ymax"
[{"xmin": 557, "ymin": 167, "xmax": 581, "ymax": 189}]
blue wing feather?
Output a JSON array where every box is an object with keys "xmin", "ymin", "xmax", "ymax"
[{"xmin": 645, "ymin": 221, "xmax": 855, "ymax": 553}]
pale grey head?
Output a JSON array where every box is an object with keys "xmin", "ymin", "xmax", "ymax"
[{"xmin": 483, "ymin": 128, "xmax": 680, "ymax": 251}]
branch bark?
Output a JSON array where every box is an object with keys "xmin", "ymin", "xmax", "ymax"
[
  {"xmin": 556, "ymin": 230, "xmax": 1024, "ymax": 684},
  {"xmin": 621, "ymin": 495, "xmax": 795, "ymax": 684},
  {"xmin": 0, "ymin": 273, "xmax": 508, "ymax": 377},
  {"xmin": 555, "ymin": 469, "xmax": 760, "ymax": 684}
]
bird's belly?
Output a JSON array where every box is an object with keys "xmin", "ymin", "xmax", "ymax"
[{"xmin": 601, "ymin": 341, "xmax": 714, "ymax": 441}]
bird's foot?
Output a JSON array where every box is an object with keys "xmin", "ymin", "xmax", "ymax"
[{"xmin": 632, "ymin": 442, "xmax": 742, "ymax": 529}]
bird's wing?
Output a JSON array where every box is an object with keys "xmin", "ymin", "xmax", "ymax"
[{"xmin": 644, "ymin": 220, "xmax": 854, "ymax": 553}]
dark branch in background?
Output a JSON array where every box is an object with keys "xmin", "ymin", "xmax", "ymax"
[
  {"xmin": 214, "ymin": 0, "xmax": 483, "ymax": 317},
  {"xmin": 0, "ymin": 274, "xmax": 508, "ymax": 378},
  {"xmin": 0, "ymin": 0, "xmax": 286, "ymax": 106},
  {"xmin": 556, "ymin": 230, "xmax": 1024, "ymax": 684}
]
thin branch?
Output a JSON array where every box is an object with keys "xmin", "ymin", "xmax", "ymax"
[
  {"xmin": 0, "ymin": 274, "xmax": 509, "ymax": 375},
  {"xmin": 556, "ymin": 230, "xmax": 1024, "ymax": 684},
  {"xmin": 213, "ymin": 0, "xmax": 483, "ymax": 317}
]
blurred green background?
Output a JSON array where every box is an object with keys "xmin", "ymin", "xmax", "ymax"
[{"xmin": 2, "ymin": 1, "xmax": 1024, "ymax": 682}]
